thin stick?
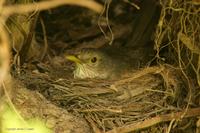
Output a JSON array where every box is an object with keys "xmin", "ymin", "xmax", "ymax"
[
  {"xmin": 1, "ymin": 0, "xmax": 103, "ymax": 16},
  {"xmin": 106, "ymin": 107, "xmax": 200, "ymax": 133},
  {"xmin": 19, "ymin": 12, "xmax": 39, "ymax": 64},
  {"xmin": 85, "ymin": 116, "xmax": 102, "ymax": 133},
  {"xmin": 112, "ymin": 66, "xmax": 164, "ymax": 87},
  {"xmin": 123, "ymin": 0, "xmax": 140, "ymax": 10},
  {"xmin": 0, "ymin": 20, "xmax": 10, "ymax": 82},
  {"xmin": 39, "ymin": 17, "xmax": 48, "ymax": 61}
]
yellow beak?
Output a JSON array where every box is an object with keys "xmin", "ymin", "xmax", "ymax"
[{"xmin": 66, "ymin": 55, "xmax": 82, "ymax": 64}]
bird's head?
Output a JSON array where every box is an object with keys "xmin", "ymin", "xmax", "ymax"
[{"xmin": 66, "ymin": 48, "xmax": 110, "ymax": 79}]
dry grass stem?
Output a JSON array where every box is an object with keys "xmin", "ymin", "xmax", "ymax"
[
  {"xmin": 106, "ymin": 107, "xmax": 200, "ymax": 133},
  {"xmin": 1, "ymin": 0, "xmax": 199, "ymax": 132},
  {"xmin": 1, "ymin": 0, "xmax": 103, "ymax": 16}
]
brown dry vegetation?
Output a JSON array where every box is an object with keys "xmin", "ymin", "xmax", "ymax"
[{"xmin": 0, "ymin": 0, "xmax": 200, "ymax": 133}]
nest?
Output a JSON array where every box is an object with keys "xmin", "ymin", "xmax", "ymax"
[
  {"xmin": 1, "ymin": 0, "xmax": 200, "ymax": 133},
  {"xmin": 15, "ymin": 63, "xmax": 192, "ymax": 132}
]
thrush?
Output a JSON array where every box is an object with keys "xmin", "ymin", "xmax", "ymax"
[{"xmin": 66, "ymin": 47, "xmax": 151, "ymax": 79}]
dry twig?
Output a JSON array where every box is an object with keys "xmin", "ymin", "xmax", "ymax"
[
  {"xmin": 106, "ymin": 107, "xmax": 200, "ymax": 133},
  {"xmin": 1, "ymin": 0, "xmax": 103, "ymax": 16}
]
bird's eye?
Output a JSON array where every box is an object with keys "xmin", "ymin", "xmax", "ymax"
[{"xmin": 91, "ymin": 57, "xmax": 97, "ymax": 63}]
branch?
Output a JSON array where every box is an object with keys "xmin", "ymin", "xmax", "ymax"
[
  {"xmin": 1, "ymin": 0, "xmax": 103, "ymax": 16},
  {"xmin": 106, "ymin": 107, "xmax": 200, "ymax": 133}
]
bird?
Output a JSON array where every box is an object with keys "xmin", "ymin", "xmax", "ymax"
[{"xmin": 66, "ymin": 47, "xmax": 152, "ymax": 79}]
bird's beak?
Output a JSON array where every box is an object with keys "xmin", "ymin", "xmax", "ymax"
[{"xmin": 66, "ymin": 55, "xmax": 82, "ymax": 64}]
